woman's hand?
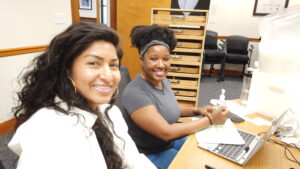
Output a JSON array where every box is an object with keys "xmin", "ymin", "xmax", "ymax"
[
  {"xmin": 197, "ymin": 105, "xmax": 214, "ymax": 116},
  {"xmin": 207, "ymin": 107, "xmax": 229, "ymax": 125}
]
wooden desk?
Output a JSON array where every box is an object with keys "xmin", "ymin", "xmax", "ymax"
[{"xmin": 169, "ymin": 113, "xmax": 299, "ymax": 169}]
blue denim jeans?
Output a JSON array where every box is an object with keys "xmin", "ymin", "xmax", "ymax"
[{"xmin": 146, "ymin": 136, "xmax": 187, "ymax": 169}]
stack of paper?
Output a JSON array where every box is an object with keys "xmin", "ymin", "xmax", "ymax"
[
  {"xmin": 196, "ymin": 119, "xmax": 245, "ymax": 144},
  {"xmin": 194, "ymin": 119, "xmax": 245, "ymax": 150}
]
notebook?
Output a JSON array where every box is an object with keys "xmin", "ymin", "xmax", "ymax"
[{"xmin": 197, "ymin": 110, "xmax": 288, "ymax": 166}]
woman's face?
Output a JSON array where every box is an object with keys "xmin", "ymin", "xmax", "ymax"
[
  {"xmin": 141, "ymin": 45, "xmax": 171, "ymax": 86},
  {"xmin": 70, "ymin": 40, "xmax": 120, "ymax": 110}
]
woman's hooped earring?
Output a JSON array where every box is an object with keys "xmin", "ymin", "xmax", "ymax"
[
  {"xmin": 68, "ymin": 76, "xmax": 77, "ymax": 93},
  {"xmin": 112, "ymin": 88, "xmax": 119, "ymax": 100}
]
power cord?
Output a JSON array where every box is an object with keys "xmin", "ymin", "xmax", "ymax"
[
  {"xmin": 258, "ymin": 132, "xmax": 300, "ymax": 166},
  {"xmin": 267, "ymin": 139, "xmax": 300, "ymax": 166}
]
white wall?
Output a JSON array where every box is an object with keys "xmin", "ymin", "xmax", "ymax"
[
  {"xmin": 208, "ymin": 0, "xmax": 260, "ymax": 38},
  {"xmin": 0, "ymin": 53, "xmax": 41, "ymax": 122},
  {"xmin": 204, "ymin": 0, "xmax": 300, "ymax": 70},
  {"xmin": 0, "ymin": 0, "xmax": 72, "ymax": 122},
  {"xmin": 0, "ymin": 0, "xmax": 72, "ymax": 49},
  {"xmin": 208, "ymin": 0, "xmax": 300, "ymax": 37}
]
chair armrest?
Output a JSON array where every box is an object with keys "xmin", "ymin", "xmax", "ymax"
[
  {"xmin": 218, "ymin": 39, "xmax": 226, "ymax": 52},
  {"xmin": 248, "ymin": 44, "xmax": 254, "ymax": 56},
  {"xmin": 248, "ymin": 44, "xmax": 254, "ymax": 53},
  {"xmin": 248, "ymin": 44, "xmax": 254, "ymax": 65},
  {"xmin": 218, "ymin": 43, "xmax": 224, "ymax": 51}
]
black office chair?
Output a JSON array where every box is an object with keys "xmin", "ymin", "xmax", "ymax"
[
  {"xmin": 203, "ymin": 30, "xmax": 225, "ymax": 81},
  {"xmin": 223, "ymin": 35, "xmax": 254, "ymax": 78}
]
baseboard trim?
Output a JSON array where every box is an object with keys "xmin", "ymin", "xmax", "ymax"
[
  {"xmin": 0, "ymin": 118, "xmax": 16, "ymax": 136},
  {"xmin": 218, "ymin": 36, "xmax": 260, "ymax": 42},
  {"xmin": 202, "ymin": 69, "xmax": 243, "ymax": 77}
]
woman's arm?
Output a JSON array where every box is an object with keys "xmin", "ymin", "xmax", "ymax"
[
  {"xmin": 130, "ymin": 105, "xmax": 228, "ymax": 141},
  {"xmin": 179, "ymin": 105, "xmax": 215, "ymax": 117}
]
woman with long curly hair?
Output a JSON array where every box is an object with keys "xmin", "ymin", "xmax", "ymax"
[
  {"xmin": 8, "ymin": 22, "xmax": 156, "ymax": 169},
  {"xmin": 120, "ymin": 24, "xmax": 229, "ymax": 169}
]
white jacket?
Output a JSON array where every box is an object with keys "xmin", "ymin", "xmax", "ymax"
[{"xmin": 8, "ymin": 101, "xmax": 156, "ymax": 169}]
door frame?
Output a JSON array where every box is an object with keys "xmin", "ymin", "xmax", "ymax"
[{"xmin": 71, "ymin": 0, "xmax": 80, "ymax": 23}]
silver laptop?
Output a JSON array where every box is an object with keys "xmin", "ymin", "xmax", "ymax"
[{"xmin": 198, "ymin": 109, "xmax": 288, "ymax": 166}]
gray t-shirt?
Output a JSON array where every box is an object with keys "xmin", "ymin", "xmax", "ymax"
[{"xmin": 120, "ymin": 75, "xmax": 180, "ymax": 154}]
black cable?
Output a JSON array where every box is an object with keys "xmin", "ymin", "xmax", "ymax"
[
  {"xmin": 267, "ymin": 138, "xmax": 300, "ymax": 166},
  {"xmin": 258, "ymin": 132, "xmax": 300, "ymax": 166}
]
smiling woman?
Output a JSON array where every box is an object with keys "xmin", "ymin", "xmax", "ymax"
[
  {"xmin": 120, "ymin": 24, "xmax": 229, "ymax": 169},
  {"xmin": 69, "ymin": 41, "xmax": 121, "ymax": 110},
  {"xmin": 8, "ymin": 22, "xmax": 156, "ymax": 169}
]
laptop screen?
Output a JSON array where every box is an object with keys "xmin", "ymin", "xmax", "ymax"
[{"xmin": 261, "ymin": 109, "xmax": 289, "ymax": 140}]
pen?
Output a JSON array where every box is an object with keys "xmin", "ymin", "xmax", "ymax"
[
  {"xmin": 205, "ymin": 164, "xmax": 216, "ymax": 169},
  {"xmin": 236, "ymin": 146, "xmax": 250, "ymax": 161}
]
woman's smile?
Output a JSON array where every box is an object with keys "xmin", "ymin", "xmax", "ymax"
[
  {"xmin": 152, "ymin": 68, "xmax": 167, "ymax": 77},
  {"xmin": 92, "ymin": 84, "xmax": 113, "ymax": 95}
]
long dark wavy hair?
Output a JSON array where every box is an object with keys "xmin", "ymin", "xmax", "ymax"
[
  {"xmin": 13, "ymin": 22, "xmax": 127, "ymax": 169},
  {"xmin": 130, "ymin": 24, "xmax": 177, "ymax": 57}
]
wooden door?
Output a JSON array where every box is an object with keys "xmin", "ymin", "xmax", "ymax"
[{"xmin": 116, "ymin": 0, "xmax": 171, "ymax": 78}]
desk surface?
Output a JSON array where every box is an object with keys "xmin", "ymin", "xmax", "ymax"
[{"xmin": 168, "ymin": 113, "xmax": 299, "ymax": 169}]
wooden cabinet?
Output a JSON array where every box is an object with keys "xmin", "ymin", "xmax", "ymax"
[{"xmin": 151, "ymin": 8, "xmax": 208, "ymax": 107}]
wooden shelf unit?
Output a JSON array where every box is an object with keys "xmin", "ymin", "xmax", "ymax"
[{"xmin": 151, "ymin": 8, "xmax": 208, "ymax": 107}]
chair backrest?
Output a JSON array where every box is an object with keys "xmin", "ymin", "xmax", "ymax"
[
  {"xmin": 226, "ymin": 35, "xmax": 249, "ymax": 55},
  {"xmin": 205, "ymin": 30, "xmax": 218, "ymax": 49},
  {"xmin": 115, "ymin": 66, "xmax": 131, "ymax": 107},
  {"xmin": 118, "ymin": 66, "xmax": 131, "ymax": 89}
]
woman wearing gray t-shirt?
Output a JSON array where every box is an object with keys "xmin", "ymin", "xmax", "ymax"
[{"xmin": 121, "ymin": 24, "xmax": 229, "ymax": 169}]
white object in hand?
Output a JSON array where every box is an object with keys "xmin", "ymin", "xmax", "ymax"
[{"xmin": 217, "ymin": 89, "xmax": 226, "ymax": 111}]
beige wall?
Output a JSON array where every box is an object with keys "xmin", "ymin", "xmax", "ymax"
[
  {"xmin": 0, "ymin": 0, "xmax": 72, "ymax": 122},
  {"xmin": 0, "ymin": 0, "xmax": 72, "ymax": 49}
]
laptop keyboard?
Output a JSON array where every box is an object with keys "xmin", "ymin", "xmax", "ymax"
[{"xmin": 212, "ymin": 130, "xmax": 256, "ymax": 160}]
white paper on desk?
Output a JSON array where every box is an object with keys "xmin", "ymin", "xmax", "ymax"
[
  {"xmin": 197, "ymin": 142, "xmax": 219, "ymax": 151},
  {"xmin": 243, "ymin": 117, "xmax": 272, "ymax": 126},
  {"xmin": 195, "ymin": 119, "xmax": 245, "ymax": 145},
  {"xmin": 225, "ymin": 101, "xmax": 253, "ymax": 117}
]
